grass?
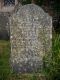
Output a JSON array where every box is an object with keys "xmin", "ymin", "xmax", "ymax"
[
  {"xmin": 0, "ymin": 40, "xmax": 11, "ymax": 80},
  {"xmin": 51, "ymin": 33, "xmax": 60, "ymax": 80},
  {"xmin": 42, "ymin": 33, "xmax": 60, "ymax": 80},
  {"xmin": 0, "ymin": 32, "xmax": 60, "ymax": 80}
]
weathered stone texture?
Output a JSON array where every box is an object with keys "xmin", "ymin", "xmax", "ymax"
[{"xmin": 10, "ymin": 4, "xmax": 52, "ymax": 73}]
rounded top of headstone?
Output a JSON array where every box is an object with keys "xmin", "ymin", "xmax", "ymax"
[
  {"xmin": 10, "ymin": 4, "xmax": 52, "ymax": 27},
  {"xmin": 15, "ymin": 4, "xmax": 50, "ymax": 15}
]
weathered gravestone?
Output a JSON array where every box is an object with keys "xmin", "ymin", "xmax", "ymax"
[
  {"xmin": 0, "ymin": 13, "xmax": 10, "ymax": 40},
  {"xmin": 10, "ymin": 4, "xmax": 52, "ymax": 73}
]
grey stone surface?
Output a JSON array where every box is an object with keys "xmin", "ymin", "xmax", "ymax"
[
  {"xmin": 0, "ymin": 13, "xmax": 10, "ymax": 40},
  {"xmin": 10, "ymin": 4, "xmax": 52, "ymax": 73}
]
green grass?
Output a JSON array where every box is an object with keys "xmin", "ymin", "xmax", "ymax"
[
  {"xmin": 43, "ymin": 33, "xmax": 60, "ymax": 80},
  {"xmin": 51, "ymin": 33, "xmax": 60, "ymax": 80},
  {"xmin": 0, "ymin": 40, "xmax": 11, "ymax": 80}
]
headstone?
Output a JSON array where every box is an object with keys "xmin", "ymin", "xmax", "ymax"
[
  {"xmin": 10, "ymin": 4, "xmax": 52, "ymax": 73},
  {"xmin": 0, "ymin": 13, "xmax": 9, "ymax": 40}
]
